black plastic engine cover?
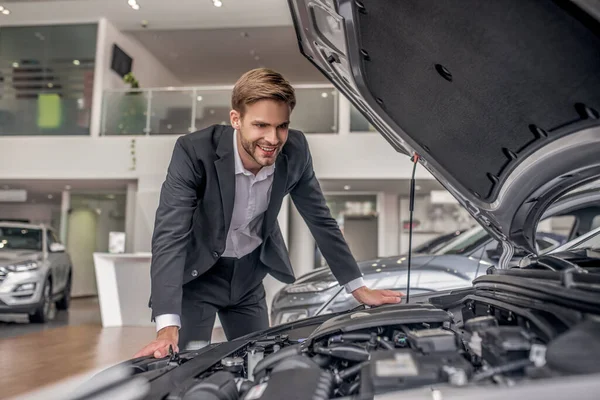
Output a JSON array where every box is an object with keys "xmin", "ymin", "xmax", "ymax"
[
  {"xmin": 182, "ymin": 371, "xmax": 238, "ymax": 400},
  {"xmin": 243, "ymin": 365, "xmax": 333, "ymax": 400},
  {"xmin": 360, "ymin": 349, "xmax": 472, "ymax": 397},
  {"xmin": 480, "ymin": 326, "xmax": 532, "ymax": 366}
]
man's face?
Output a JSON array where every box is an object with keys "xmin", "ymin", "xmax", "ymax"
[{"xmin": 231, "ymin": 99, "xmax": 291, "ymax": 173}]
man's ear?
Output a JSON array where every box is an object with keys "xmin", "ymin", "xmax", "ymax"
[{"xmin": 230, "ymin": 110, "xmax": 241, "ymax": 129}]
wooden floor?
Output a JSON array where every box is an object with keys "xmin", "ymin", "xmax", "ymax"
[{"xmin": 0, "ymin": 298, "xmax": 225, "ymax": 399}]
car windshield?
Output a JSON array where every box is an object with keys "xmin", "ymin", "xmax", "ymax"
[
  {"xmin": 431, "ymin": 227, "xmax": 490, "ymax": 255},
  {"xmin": 0, "ymin": 227, "xmax": 43, "ymax": 251},
  {"xmin": 556, "ymin": 229, "xmax": 600, "ymax": 251}
]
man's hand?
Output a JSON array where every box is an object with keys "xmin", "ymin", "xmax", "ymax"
[
  {"xmin": 352, "ymin": 286, "xmax": 403, "ymax": 306},
  {"xmin": 133, "ymin": 326, "xmax": 179, "ymax": 359}
]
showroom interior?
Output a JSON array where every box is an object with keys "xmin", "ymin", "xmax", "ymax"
[{"xmin": 0, "ymin": 0, "xmax": 599, "ymax": 398}]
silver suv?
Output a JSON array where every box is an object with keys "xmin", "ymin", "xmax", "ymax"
[{"xmin": 0, "ymin": 221, "xmax": 72, "ymax": 322}]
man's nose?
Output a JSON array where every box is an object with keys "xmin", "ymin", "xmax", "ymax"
[{"xmin": 263, "ymin": 129, "xmax": 278, "ymax": 144}]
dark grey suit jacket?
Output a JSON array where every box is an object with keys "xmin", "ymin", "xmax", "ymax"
[{"xmin": 149, "ymin": 124, "xmax": 362, "ymax": 319}]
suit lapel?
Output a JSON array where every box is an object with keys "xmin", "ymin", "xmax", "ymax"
[
  {"xmin": 214, "ymin": 127, "xmax": 236, "ymax": 233},
  {"xmin": 263, "ymin": 153, "xmax": 288, "ymax": 236}
]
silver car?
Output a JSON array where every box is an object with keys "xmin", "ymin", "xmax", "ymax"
[{"xmin": 0, "ymin": 221, "xmax": 72, "ymax": 322}]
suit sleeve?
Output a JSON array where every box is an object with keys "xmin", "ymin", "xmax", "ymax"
[
  {"xmin": 289, "ymin": 137, "xmax": 363, "ymax": 287},
  {"xmin": 150, "ymin": 136, "xmax": 202, "ymax": 319}
]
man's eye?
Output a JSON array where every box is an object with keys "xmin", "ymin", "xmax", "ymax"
[{"xmin": 279, "ymin": 124, "xmax": 289, "ymax": 129}]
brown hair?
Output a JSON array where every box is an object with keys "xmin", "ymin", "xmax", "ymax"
[{"xmin": 231, "ymin": 68, "xmax": 296, "ymax": 115}]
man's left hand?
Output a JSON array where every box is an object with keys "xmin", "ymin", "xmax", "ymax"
[{"xmin": 352, "ymin": 286, "xmax": 403, "ymax": 306}]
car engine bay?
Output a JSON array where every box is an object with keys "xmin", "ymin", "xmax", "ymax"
[{"xmin": 162, "ymin": 296, "xmax": 600, "ymax": 400}]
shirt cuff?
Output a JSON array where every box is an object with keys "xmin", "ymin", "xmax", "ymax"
[
  {"xmin": 344, "ymin": 277, "xmax": 366, "ymax": 293},
  {"xmin": 155, "ymin": 314, "xmax": 181, "ymax": 332}
]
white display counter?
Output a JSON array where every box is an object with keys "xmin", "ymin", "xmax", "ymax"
[
  {"xmin": 93, "ymin": 252, "xmax": 286, "ymax": 328},
  {"xmin": 93, "ymin": 252, "xmax": 154, "ymax": 327}
]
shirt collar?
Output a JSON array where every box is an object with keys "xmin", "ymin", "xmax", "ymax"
[{"xmin": 233, "ymin": 130, "xmax": 275, "ymax": 178}]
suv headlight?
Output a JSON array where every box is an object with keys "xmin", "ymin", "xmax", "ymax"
[
  {"xmin": 6, "ymin": 261, "xmax": 39, "ymax": 272},
  {"xmin": 284, "ymin": 281, "xmax": 337, "ymax": 293}
]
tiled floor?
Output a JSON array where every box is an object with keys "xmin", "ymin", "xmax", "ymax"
[{"xmin": 0, "ymin": 298, "xmax": 225, "ymax": 399}]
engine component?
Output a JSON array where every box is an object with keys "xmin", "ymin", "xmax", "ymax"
[
  {"xmin": 359, "ymin": 349, "xmax": 472, "ymax": 396},
  {"xmin": 243, "ymin": 358, "xmax": 333, "ymax": 400},
  {"xmin": 252, "ymin": 343, "xmax": 301, "ymax": 380},
  {"xmin": 393, "ymin": 331, "xmax": 409, "ymax": 348},
  {"xmin": 246, "ymin": 346, "xmax": 264, "ymax": 381},
  {"xmin": 221, "ymin": 357, "xmax": 244, "ymax": 375},
  {"xmin": 546, "ymin": 319, "xmax": 600, "ymax": 374},
  {"xmin": 464, "ymin": 316, "xmax": 499, "ymax": 333},
  {"xmin": 406, "ymin": 328, "xmax": 458, "ymax": 353},
  {"xmin": 468, "ymin": 332, "xmax": 483, "ymax": 357},
  {"xmin": 182, "ymin": 371, "xmax": 239, "ymax": 400},
  {"xmin": 313, "ymin": 343, "xmax": 370, "ymax": 361},
  {"xmin": 480, "ymin": 327, "xmax": 532, "ymax": 366}
]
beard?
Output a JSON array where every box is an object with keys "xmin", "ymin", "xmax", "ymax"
[{"xmin": 239, "ymin": 130, "xmax": 280, "ymax": 167}]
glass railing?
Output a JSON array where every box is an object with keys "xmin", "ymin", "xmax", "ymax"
[{"xmin": 101, "ymin": 84, "xmax": 341, "ymax": 136}]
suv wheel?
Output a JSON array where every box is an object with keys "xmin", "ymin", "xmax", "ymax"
[
  {"xmin": 30, "ymin": 279, "xmax": 56, "ymax": 323},
  {"xmin": 56, "ymin": 273, "xmax": 71, "ymax": 311}
]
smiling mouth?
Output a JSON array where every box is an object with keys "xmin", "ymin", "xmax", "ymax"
[{"xmin": 258, "ymin": 145, "xmax": 277, "ymax": 156}]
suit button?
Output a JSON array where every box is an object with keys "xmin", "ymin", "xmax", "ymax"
[
  {"xmin": 191, "ymin": 270, "xmax": 198, "ymax": 277},
  {"xmin": 212, "ymin": 251, "xmax": 219, "ymax": 258}
]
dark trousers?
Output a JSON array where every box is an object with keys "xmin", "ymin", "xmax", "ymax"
[{"xmin": 179, "ymin": 248, "xmax": 269, "ymax": 350}]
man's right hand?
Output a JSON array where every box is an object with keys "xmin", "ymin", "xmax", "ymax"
[{"xmin": 133, "ymin": 326, "xmax": 179, "ymax": 359}]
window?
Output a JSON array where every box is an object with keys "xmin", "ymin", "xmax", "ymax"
[
  {"xmin": 536, "ymin": 215, "xmax": 576, "ymax": 242},
  {"xmin": 592, "ymin": 215, "xmax": 600, "ymax": 231},
  {"xmin": 0, "ymin": 227, "xmax": 43, "ymax": 251},
  {"xmin": 433, "ymin": 227, "xmax": 490, "ymax": 256}
]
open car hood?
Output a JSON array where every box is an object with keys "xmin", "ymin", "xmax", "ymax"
[{"xmin": 288, "ymin": 0, "xmax": 600, "ymax": 255}]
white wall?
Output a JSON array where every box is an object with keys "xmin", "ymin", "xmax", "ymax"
[{"xmin": 0, "ymin": 203, "xmax": 60, "ymax": 226}]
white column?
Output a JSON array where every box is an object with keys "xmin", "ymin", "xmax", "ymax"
[
  {"xmin": 377, "ymin": 192, "xmax": 400, "ymax": 257},
  {"xmin": 338, "ymin": 95, "xmax": 351, "ymax": 135},
  {"xmin": 59, "ymin": 190, "xmax": 71, "ymax": 244},
  {"xmin": 125, "ymin": 182, "xmax": 138, "ymax": 253},
  {"xmin": 90, "ymin": 18, "xmax": 108, "ymax": 138},
  {"xmin": 288, "ymin": 201, "xmax": 315, "ymax": 277}
]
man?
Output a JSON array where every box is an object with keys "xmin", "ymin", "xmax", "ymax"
[{"xmin": 135, "ymin": 68, "xmax": 402, "ymax": 359}]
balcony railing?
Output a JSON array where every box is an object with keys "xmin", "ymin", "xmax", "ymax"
[{"xmin": 101, "ymin": 84, "xmax": 375, "ymax": 136}]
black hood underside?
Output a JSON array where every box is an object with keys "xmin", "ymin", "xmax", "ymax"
[{"xmin": 289, "ymin": 0, "xmax": 600, "ymax": 253}]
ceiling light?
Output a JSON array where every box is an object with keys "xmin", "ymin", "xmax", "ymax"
[
  {"xmin": 213, "ymin": 0, "xmax": 223, "ymax": 7},
  {"xmin": 48, "ymin": 194, "xmax": 53, "ymax": 199},
  {"xmin": 321, "ymin": 92, "xmax": 328, "ymax": 98},
  {"xmin": 132, "ymin": 4, "xmax": 140, "ymax": 10},
  {"xmin": 197, "ymin": 96, "xmax": 203, "ymax": 102},
  {"xmin": 0, "ymin": 6, "xmax": 4, "ymax": 11},
  {"xmin": 2, "ymin": 9, "xmax": 10, "ymax": 15},
  {"xmin": 343, "ymin": 185, "xmax": 351, "ymax": 190},
  {"xmin": 47, "ymin": 83, "xmax": 54, "ymax": 88},
  {"xmin": 73, "ymin": 59, "xmax": 80, "ymax": 66},
  {"xmin": 107, "ymin": 194, "xmax": 116, "ymax": 200},
  {"xmin": 12, "ymin": 62, "xmax": 18, "ymax": 68},
  {"xmin": 415, "ymin": 185, "xmax": 422, "ymax": 190},
  {"xmin": 128, "ymin": 0, "xmax": 136, "ymax": 5}
]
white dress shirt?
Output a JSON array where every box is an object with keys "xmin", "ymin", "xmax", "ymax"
[{"xmin": 156, "ymin": 131, "xmax": 364, "ymax": 332}]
